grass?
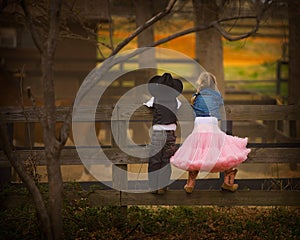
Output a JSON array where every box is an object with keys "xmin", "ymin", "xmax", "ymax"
[
  {"xmin": 226, "ymin": 80, "xmax": 288, "ymax": 98},
  {"xmin": 224, "ymin": 62, "xmax": 278, "ymax": 81},
  {"xmin": 224, "ymin": 61, "xmax": 289, "ymax": 98},
  {"xmin": 1, "ymin": 204, "xmax": 299, "ymax": 239},
  {"xmin": 1, "ymin": 185, "xmax": 299, "ymax": 240}
]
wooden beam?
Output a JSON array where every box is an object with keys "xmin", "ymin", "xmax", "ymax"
[
  {"xmin": 1, "ymin": 104, "xmax": 300, "ymax": 122},
  {"xmin": 4, "ymin": 189, "xmax": 299, "ymax": 207},
  {"xmin": 1, "ymin": 147, "xmax": 299, "ymax": 167},
  {"xmin": 246, "ymin": 147, "xmax": 300, "ymax": 163},
  {"xmin": 224, "ymin": 105, "xmax": 300, "ymax": 121},
  {"xmin": 87, "ymin": 190, "xmax": 300, "ymax": 206}
]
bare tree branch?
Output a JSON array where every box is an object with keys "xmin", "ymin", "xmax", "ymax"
[
  {"xmin": 59, "ymin": 30, "xmax": 94, "ymax": 41},
  {"xmin": 58, "ymin": 107, "xmax": 72, "ymax": 147},
  {"xmin": 20, "ymin": 0, "xmax": 43, "ymax": 53},
  {"xmin": 109, "ymin": 0, "xmax": 177, "ymax": 57},
  {"xmin": 106, "ymin": 0, "xmax": 114, "ymax": 51},
  {"xmin": 151, "ymin": 15, "xmax": 260, "ymax": 47},
  {"xmin": 47, "ymin": 0, "xmax": 62, "ymax": 58},
  {"xmin": 214, "ymin": 17, "xmax": 260, "ymax": 41},
  {"xmin": 26, "ymin": 86, "xmax": 45, "ymax": 126},
  {"xmin": 96, "ymin": 44, "xmax": 105, "ymax": 59},
  {"xmin": 62, "ymin": 1, "xmax": 99, "ymax": 38}
]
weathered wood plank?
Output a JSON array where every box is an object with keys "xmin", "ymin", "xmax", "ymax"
[
  {"xmin": 0, "ymin": 106, "xmax": 114, "ymax": 122},
  {"xmin": 224, "ymin": 99, "xmax": 276, "ymax": 105},
  {"xmin": 232, "ymin": 121, "xmax": 272, "ymax": 138},
  {"xmin": 224, "ymin": 105, "xmax": 300, "ymax": 121},
  {"xmin": 246, "ymin": 147, "xmax": 300, "ymax": 163},
  {"xmin": 2, "ymin": 190, "xmax": 122, "ymax": 208},
  {"xmin": 85, "ymin": 190, "xmax": 300, "ymax": 206},
  {"xmin": 1, "ymin": 147, "xmax": 299, "ymax": 167},
  {"xmin": 4, "ymin": 189, "xmax": 299, "ymax": 207},
  {"xmin": 1, "ymin": 104, "xmax": 300, "ymax": 122},
  {"xmin": 0, "ymin": 147, "xmax": 147, "ymax": 166}
]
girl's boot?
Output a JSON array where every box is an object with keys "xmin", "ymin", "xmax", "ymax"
[
  {"xmin": 184, "ymin": 171, "xmax": 198, "ymax": 193},
  {"xmin": 221, "ymin": 169, "xmax": 238, "ymax": 192}
]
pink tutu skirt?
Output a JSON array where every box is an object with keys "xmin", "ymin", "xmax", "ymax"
[{"xmin": 170, "ymin": 117, "xmax": 251, "ymax": 173}]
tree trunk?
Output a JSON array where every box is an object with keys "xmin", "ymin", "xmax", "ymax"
[
  {"xmin": 41, "ymin": 0, "xmax": 64, "ymax": 239},
  {"xmin": 193, "ymin": 0, "xmax": 225, "ymax": 95},
  {"xmin": 0, "ymin": 120, "xmax": 54, "ymax": 239},
  {"xmin": 134, "ymin": 0, "xmax": 155, "ymax": 48},
  {"xmin": 41, "ymin": 52, "xmax": 63, "ymax": 239},
  {"xmin": 134, "ymin": 0, "xmax": 156, "ymax": 84},
  {"xmin": 46, "ymin": 146, "xmax": 63, "ymax": 240},
  {"xmin": 42, "ymin": 44, "xmax": 63, "ymax": 239}
]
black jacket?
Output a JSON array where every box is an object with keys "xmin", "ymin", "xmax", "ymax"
[{"xmin": 152, "ymin": 98, "xmax": 178, "ymax": 125}]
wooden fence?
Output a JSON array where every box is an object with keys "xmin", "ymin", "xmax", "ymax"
[{"xmin": 1, "ymin": 104, "xmax": 300, "ymax": 206}]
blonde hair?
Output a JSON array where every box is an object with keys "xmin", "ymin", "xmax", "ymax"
[{"xmin": 196, "ymin": 72, "xmax": 217, "ymax": 91}]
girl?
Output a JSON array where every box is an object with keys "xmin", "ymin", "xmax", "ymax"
[{"xmin": 170, "ymin": 72, "xmax": 250, "ymax": 193}]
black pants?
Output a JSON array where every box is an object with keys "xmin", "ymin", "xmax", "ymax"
[{"xmin": 148, "ymin": 130, "xmax": 176, "ymax": 190}]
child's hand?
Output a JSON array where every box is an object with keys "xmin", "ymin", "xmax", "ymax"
[{"xmin": 190, "ymin": 95, "xmax": 196, "ymax": 105}]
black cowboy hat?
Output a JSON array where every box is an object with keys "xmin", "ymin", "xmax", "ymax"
[{"xmin": 148, "ymin": 73, "xmax": 183, "ymax": 98}]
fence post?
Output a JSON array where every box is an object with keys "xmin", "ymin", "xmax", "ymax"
[
  {"xmin": 111, "ymin": 120, "xmax": 128, "ymax": 192},
  {"xmin": 111, "ymin": 116, "xmax": 128, "ymax": 225},
  {"xmin": 276, "ymin": 60, "xmax": 288, "ymax": 95}
]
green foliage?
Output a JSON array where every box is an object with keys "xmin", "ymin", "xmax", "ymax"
[
  {"xmin": 1, "ymin": 186, "xmax": 299, "ymax": 239},
  {"xmin": 225, "ymin": 62, "xmax": 277, "ymax": 81},
  {"xmin": 0, "ymin": 206, "xmax": 41, "ymax": 240}
]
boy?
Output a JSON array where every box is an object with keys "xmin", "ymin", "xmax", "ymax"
[{"xmin": 144, "ymin": 73, "xmax": 183, "ymax": 194}]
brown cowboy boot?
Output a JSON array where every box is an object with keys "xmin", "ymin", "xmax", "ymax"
[
  {"xmin": 221, "ymin": 169, "xmax": 238, "ymax": 192},
  {"xmin": 184, "ymin": 171, "xmax": 198, "ymax": 193}
]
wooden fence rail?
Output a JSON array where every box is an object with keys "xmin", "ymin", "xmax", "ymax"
[
  {"xmin": 0, "ymin": 146, "xmax": 300, "ymax": 167},
  {"xmin": 1, "ymin": 104, "xmax": 300, "ymax": 206},
  {"xmin": 1, "ymin": 104, "xmax": 300, "ymax": 122}
]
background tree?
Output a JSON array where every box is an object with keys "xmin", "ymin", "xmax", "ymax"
[
  {"xmin": 193, "ymin": 0, "xmax": 225, "ymax": 95},
  {"xmin": 133, "ymin": 0, "xmax": 156, "ymax": 84}
]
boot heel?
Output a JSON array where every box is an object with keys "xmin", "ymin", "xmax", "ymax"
[
  {"xmin": 222, "ymin": 169, "xmax": 239, "ymax": 192},
  {"xmin": 221, "ymin": 183, "xmax": 238, "ymax": 192},
  {"xmin": 184, "ymin": 184, "xmax": 194, "ymax": 194}
]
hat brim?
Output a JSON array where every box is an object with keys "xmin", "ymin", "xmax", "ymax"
[{"xmin": 148, "ymin": 74, "xmax": 183, "ymax": 97}]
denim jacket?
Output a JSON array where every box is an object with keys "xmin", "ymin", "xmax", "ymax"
[{"xmin": 192, "ymin": 88, "xmax": 224, "ymax": 120}]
